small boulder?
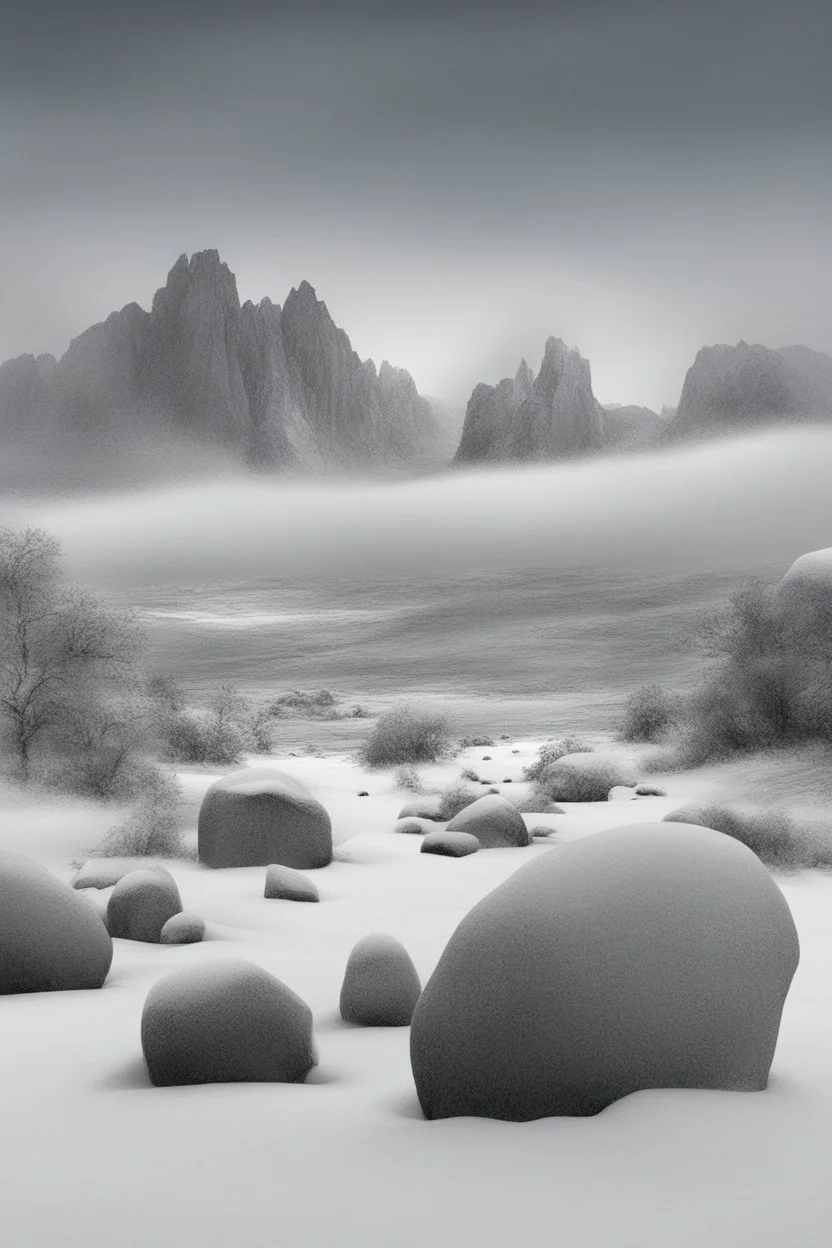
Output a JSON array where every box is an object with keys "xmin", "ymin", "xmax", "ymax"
[
  {"xmin": 530, "ymin": 825, "xmax": 557, "ymax": 838},
  {"xmin": 358, "ymin": 791, "xmax": 369, "ymax": 797},
  {"xmin": 447, "ymin": 794, "xmax": 529, "ymax": 848},
  {"xmin": 107, "ymin": 868, "xmax": 183, "ymax": 943},
  {"xmin": 636, "ymin": 784, "xmax": 667, "ymax": 797},
  {"xmin": 198, "ymin": 767, "xmax": 332, "ymax": 869},
  {"xmin": 0, "ymin": 855, "xmax": 113, "ymax": 993},
  {"xmin": 397, "ymin": 797, "xmax": 444, "ymax": 822},
  {"xmin": 394, "ymin": 817, "xmax": 435, "ymax": 835},
  {"xmin": 340, "ymin": 934, "xmax": 422, "ymax": 1026},
  {"xmin": 264, "ymin": 865, "xmax": 319, "ymax": 902},
  {"xmin": 160, "ymin": 913, "xmax": 205, "ymax": 945},
  {"xmin": 421, "ymin": 830, "xmax": 480, "ymax": 858},
  {"xmin": 481, "ymin": 755, "xmax": 492, "ymax": 760},
  {"xmin": 141, "ymin": 959, "xmax": 315, "ymax": 1086}
]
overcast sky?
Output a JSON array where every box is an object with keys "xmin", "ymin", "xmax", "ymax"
[{"xmin": 1, "ymin": 0, "xmax": 830, "ymax": 409}]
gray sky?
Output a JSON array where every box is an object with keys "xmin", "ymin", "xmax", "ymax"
[{"xmin": 1, "ymin": 0, "xmax": 830, "ymax": 409}]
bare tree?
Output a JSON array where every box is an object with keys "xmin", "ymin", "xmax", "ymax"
[{"xmin": 0, "ymin": 525, "xmax": 141, "ymax": 781}]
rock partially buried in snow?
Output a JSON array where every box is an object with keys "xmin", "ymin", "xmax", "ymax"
[
  {"xmin": 410, "ymin": 823, "xmax": 799, "ymax": 1120},
  {"xmin": 70, "ymin": 858, "xmax": 173, "ymax": 890},
  {"xmin": 421, "ymin": 830, "xmax": 480, "ymax": 858},
  {"xmin": 264, "ymin": 864, "xmax": 319, "ymax": 902},
  {"xmin": 107, "ymin": 868, "xmax": 183, "ymax": 943},
  {"xmin": 396, "ymin": 798, "xmax": 444, "ymax": 822},
  {"xmin": 198, "ymin": 767, "xmax": 332, "ymax": 869},
  {"xmin": 635, "ymin": 784, "xmax": 667, "ymax": 797},
  {"xmin": 393, "ymin": 817, "xmax": 436, "ymax": 836},
  {"xmin": 446, "ymin": 794, "xmax": 529, "ymax": 848},
  {"xmin": 0, "ymin": 855, "xmax": 113, "ymax": 993},
  {"xmin": 160, "ymin": 913, "xmax": 205, "ymax": 944},
  {"xmin": 661, "ymin": 803, "xmax": 714, "ymax": 828},
  {"xmin": 340, "ymin": 934, "xmax": 422, "ymax": 1026},
  {"xmin": 141, "ymin": 959, "xmax": 315, "ymax": 1086}
]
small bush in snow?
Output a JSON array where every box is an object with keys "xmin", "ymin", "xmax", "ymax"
[
  {"xmin": 535, "ymin": 756, "xmax": 635, "ymax": 803},
  {"xmin": 458, "ymin": 734, "xmax": 495, "ymax": 749},
  {"xmin": 667, "ymin": 802, "xmax": 832, "ymax": 871},
  {"xmin": 460, "ymin": 766, "xmax": 479, "ymax": 782},
  {"xmin": 393, "ymin": 764, "xmax": 425, "ymax": 793},
  {"xmin": 437, "ymin": 781, "xmax": 480, "ymax": 821},
  {"xmin": 89, "ymin": 765, "xmax": 188, "ymax": 859},
  {"xmin": 360, "ymin": 704, "xmax": 450, "ymax": 768},
  {"xmin": 620, "ymin": 684, "xmax": 679, "ymax": 743}
]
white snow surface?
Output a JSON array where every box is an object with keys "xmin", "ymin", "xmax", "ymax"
[{"xmin": 0, "ymin": 739, "xmax": 831, "ymax": 1247}]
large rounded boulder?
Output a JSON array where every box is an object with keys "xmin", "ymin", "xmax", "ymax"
[
  {"xmin": 198, "ymin": 767, "xmax": 332, "ymax": 869},
  {"xmin": 410, "ymin": 822, "xmax": 799, "ymax": 1120},
  {"xmin": 107, "ymin": 868, "xmax": 183, "ymax": 943},
  {"xmin": 340, "ymin": 934, "xmax": 422, "ymax": 1026},
  {"xmin": 0, "ymin": 854, "xmax": 113, "ymax": 993},
  {"xmin": 446, "ymin": 794, "xmax": 528, "ymax": 848},
  {"xmin": 141, "ymin": 959, "xmax": 316, "ymax": 1086}
]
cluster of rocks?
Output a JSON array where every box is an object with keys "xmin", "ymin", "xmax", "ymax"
[
  {"xmin": 71, "ymin": 859, "xmax": 205, "ymax": 945},
  {"xmin": 394, "ymin": 792, "xmax": 533, "ymax": 857}
]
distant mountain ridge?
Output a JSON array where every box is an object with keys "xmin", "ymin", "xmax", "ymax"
[
  {"xmin": 673, "ymin": 341, "xmax": 832, "ymax": 436},
  {"xmin": 0, "ymin": 250, "xmax": 438, "ymax": 486}
]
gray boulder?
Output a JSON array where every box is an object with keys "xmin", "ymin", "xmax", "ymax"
[
  {"xmin": 141, "ymin": 958, "xmax": 315, "ymax": 1086},
  {"xmin": 410, "ymin": 823, "xmax": 799, "ymax": 1120},
  {"xmin": 160, "ymin": 913, "xmax": 205, "ymax": 945},
  {"xmin": 0, "ymin": 854, "xmax": 113, "ymax": 993},
  {"xmin": 264, "ymin": 865, "xmax": 319, "ymax": 902},
  {"xmin": 340, "ymin": 934, "xmax": 422, "ymax": 1026},
  {"xmin": 446, "ymin": 794, "xmax": 529, "ymax": 848},
  {"xmin": 393, "ymin": 817, "xmax": 436, "ymax": 835},
  {"xmin": 198, "ymin": 767, "xmax": 332, "ymax": 869},
  {"xmin": 635, "ymin": 784, "xmax": 667, "ymax": 797},
  {"xmin": 421, "ymin": 831, "xmax": 480, "ymax": 858},
  {"xmin": 107, "ymin": 868, "xmax": 183, "ymax": 943}
]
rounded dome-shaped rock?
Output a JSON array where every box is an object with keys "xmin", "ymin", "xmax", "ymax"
[
  {"xmin": 446, "ymin": 794, "xmax": 529, "ymax": 848},
  {"xmin": 540, "ymin": 752, "xmax": 639, "ymax": 802},
  {"xmin": 0, "ymin": 854, "xmax": 113, "ymax": 993},
  {"xmin": 107, "ymin": 868, "xmax": 182, "ymax": 943},
  {"xmin": 635, "ymin": 784, "xmax": 667, "ymax": 797},
  {"xmin": 340, "ymin": 934, "xmax": 422, "ymax": 1026},
  {"xmin": 421, "ymin": 830, "xmax": 480, "ymax": 858},
  {"xmin": 264, "ymin": 864, "xmax": 319, "ymax": 902},
  {"xmin": 396, "ymin": 798, "xmax": 444, "ymax": 822},
  {"xmin": 198, "ymin": 767, "xmax": 332, "ymax": 869},
  {"xmin": 410, "ymin": 823, "xmax": 799, "ymax": 1121},
  {"xmin": 141, "ymin": 958, "xmax": 315, "ymax": 1086},
  {"xmin": 160, "ymin": 913, "xmax": 205, "ymax": 945},
  {"xmin": 394, "ymin": 817, "xmax": 435, "ymax": 836}
]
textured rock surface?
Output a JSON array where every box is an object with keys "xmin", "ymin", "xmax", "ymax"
[
  {"xmin": 0, "ymin": 250, "xmax": 439, "ymax": 486},
  {"xmin": 411, "ymin": 823, "xmax": 799, "ymax": 1120},
  {"xmin": 393, "ymin": 817, "xmax": 436, "ymax": 835},
  {"xmin": 198, "ymin": 767, "xmax": 332, "ymax": 869},
  {"xmin": 0, "ymin": 854, "xmax": 113, "ymax": 993},
  {"xmin": 420, "ymin": 830, "xmax": 480, "ymax": 857},
  {"xmin": 454, "ymin": 338, "xmax": 605, "ymax": 464},
  {"xmin": 340, "ymin": 934, "xmax": 422, "ymax": 1026},
  {"xmin": 160, "ymin": 913, "xmax": 205, "ymax": 945},
  {"xmin": 264, "ymin": 864, "xmax": 320, "ymax": 902},
  {"xmin": 673, "ymin": 341, "xmax": 832, "ymax": 437},
  {"xmin": 141, "ymin": 959, "xmax": 315, "ymax": 1086},
  {"xmin": 446, "ymin": 794, "xmax": 529, "ymax": 848},
  {"xmin": 107, "ymin": 868, "xmax": 183, "ymax": 943}
]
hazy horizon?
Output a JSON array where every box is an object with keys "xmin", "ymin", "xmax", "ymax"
[{"xmin": 3, "ymin": 0, "xmax": 831, "ymax": 411}]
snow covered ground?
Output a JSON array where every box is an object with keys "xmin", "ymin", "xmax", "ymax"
[{"xmin": 1, "ymin": 738, "xmax": 832, "ymax": 1247}]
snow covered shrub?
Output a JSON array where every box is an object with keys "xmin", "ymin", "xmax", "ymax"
[
  {"xmin": 360, "ymin": 703, "xmax": 450, "ymax": 768},
  {"xmin": 535, "ymin": 754, "xmax": 637, "ymax": 803},
  {"xmin": 620, "ymin": 683, "xmax": 679, "ymax": 742},
  {"xmin": 459, "ymin": 735, "xmax": 495, "ymax": 748},
  {"xmin": 90, "ymin": 765, "xmax": 187, "ymax": 859},
  {"xmin": 394, "ymin": 765, "xmax": 425, "ymax": 793},
  {"xmin": 460, "ymin": 766, "xmax": 479, "ymax": 782},
  {"xmin": 522, "ymin": 736, "xmax": 592, "ymax": 783},
  {"xmin": 664, "ymin": 802, "xmax": 832, "ymax": 871},
  {"xmin": 437, "ymin": 781, "xmax": 480, "ymax": 821},
  {"xmin": 149, "ymin": 680, "xmax": 270, "ymax": 766}
]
